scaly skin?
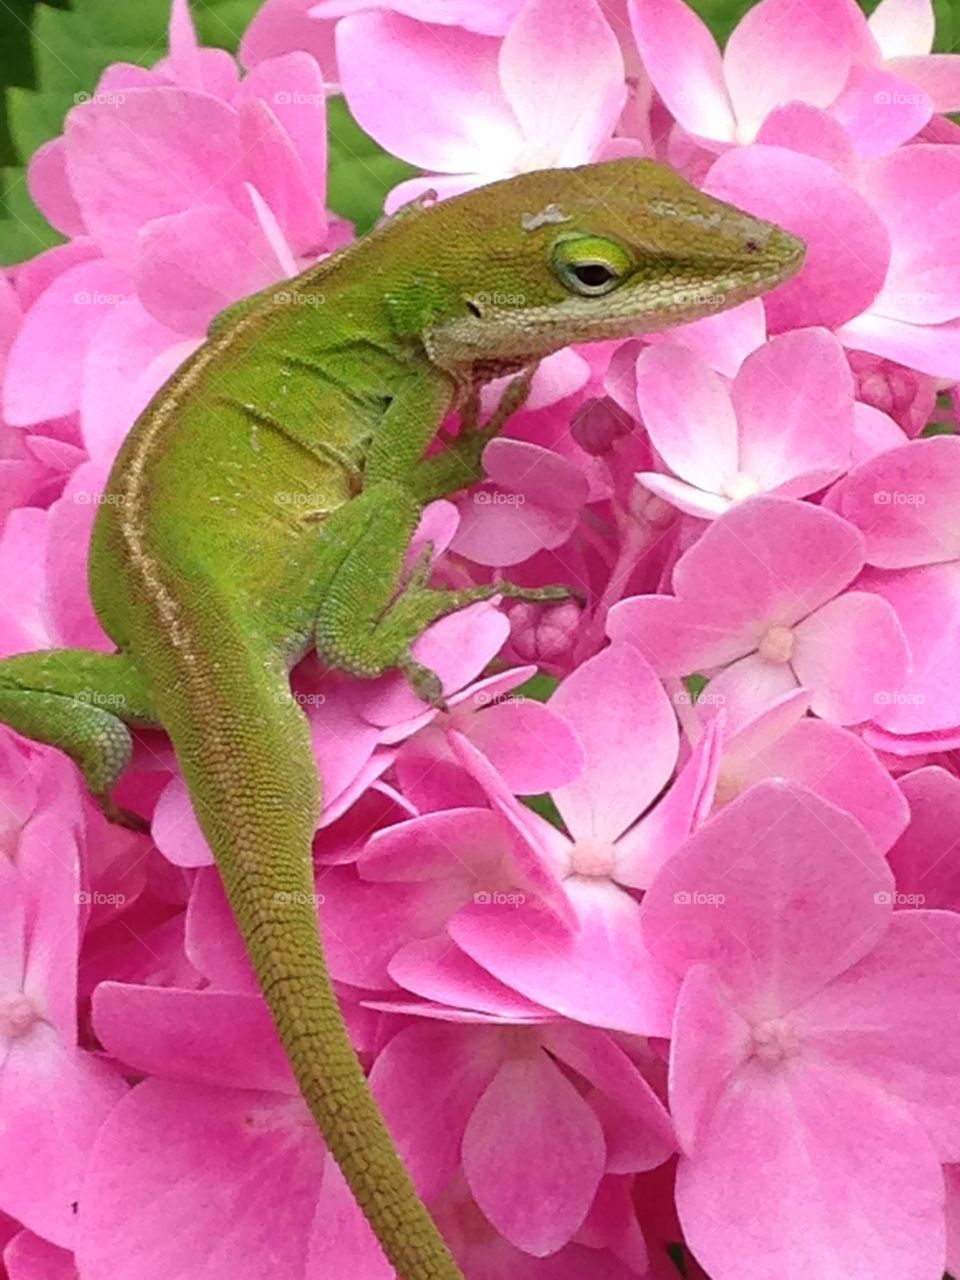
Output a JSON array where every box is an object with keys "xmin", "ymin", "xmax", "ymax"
[{"xmin": 0, "ymin": 160, "xmax": 804, "ymax": 1279}]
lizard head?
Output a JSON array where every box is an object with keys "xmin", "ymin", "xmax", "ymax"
[{"xmin": 408, "ymin": 159, "xmax": 805, "ymax": 375}]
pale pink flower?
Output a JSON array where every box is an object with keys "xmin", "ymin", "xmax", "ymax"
[
  {"xmin": 609, "ymin": 495, "xmax": 910, "ymax": 725},
  {"xmin": 633, "ymin": 328, "xmax": 854, "ymax": 518},
  {"xmin": 827, "ymin": 435, "xmax": 960, "ymax": 745},
  {"xmin": 643, "ymin": 779, "xmax": 960, "ymax": 1280},
  {"xmin": 337, "ymin": 0, "xmax": 627, "ymax": 210}
]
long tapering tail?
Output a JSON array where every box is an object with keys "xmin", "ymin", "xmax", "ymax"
[{"xmin": 152, "ymin": 627, "xmax": 463, "ymax": 1280}]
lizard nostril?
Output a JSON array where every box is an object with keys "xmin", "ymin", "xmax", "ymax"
[{"xmin": 743, "ymin": 238, "xmax": 761, "ymax": 254}]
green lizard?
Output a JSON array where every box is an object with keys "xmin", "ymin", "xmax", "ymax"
[{"xmin": 0, "ymin": 159, "xmax": 803, "ymax": 1279}]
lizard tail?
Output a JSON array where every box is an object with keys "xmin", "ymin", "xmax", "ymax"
[{"xmin": 151, "ymin": 632, "xmax": 463, "ymax": 1280}]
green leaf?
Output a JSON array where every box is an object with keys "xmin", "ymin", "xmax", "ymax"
[
  {"xmin": 0, "ymin": 0, "xmax": 260, "ymax": 265},
  {"xmin": 326, "ymin": 96, "xmax": 415, "ymax": 235}
]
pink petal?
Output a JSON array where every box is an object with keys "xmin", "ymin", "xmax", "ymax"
[
  {"xmin": 80, "ymin": 300, "xmax": 195, "ymax": 465},
  {"xmin": 450, "ymin": 885, "xmax": 678, "ymax": 1036},
  {"xmin": 641, "ymin": 780, "xmax": 895, "ymax": 1018},
  {"xmin": 668, "ymin": 964, "xmax": 751, "ymax": 1154},
  {"xmin": 26, "ymin": 138, "xmax": 86, "ymax": 237},
  {"xmin": 651, "ymin": 298, "xmax": 767, "ymax": 378},
  {"xmin": 636, "ymin": 472, "xmax": 731, "ymax": 519},
  {"xmin": 677, "ymin": 1059, "xmax": 945, "ymax": 1280},
  {"xmin": 756, "ymin": 103, "xmax": 859, "ymax": 180},
  {"xmin": 634, "ymin": 344, "xmax": 738, "ymax": 493},
  {"xmin": 463, "ymin": 1052, "xmax": 605, "ymax": 1255},
  {"xmin": 452, "ymin": 439, "xmax": 589, "ymax": 566},
  {"xmin": 237, "ymin": 98, "xmax": 327, "ymax": 257},
  {"xmin": 723, "ymin": 0, "xmax": 855, "ymax": 142},
  {"xmin": 152, "ymin": 775, "xmax": 212, "ymax": 867},
  {"xmin": 791, "ymin": 590, "xmax": 909, "ymax": 724},
  {"xmin": 134, "ymin": 204, "xmax": 288, "ymax": 336},
  {"xmin": 861, "ymin": 562, "xmax": 960, "ymax": 732},
  {"xmin": 63, "ymin": 88, "xmax": 245, "ymax": 269},
  {"xmin": 234, "ymin": 52, "xmax": 328, "ymax": 196},
  {"xmin": 92, "ymin": 983, "xmax": 293, "ymax": 1092},
  {"xmin": 389, "ymin": 935, "xmax": 554, "ymax": 1019},
  {"xmin": 826, "ymin": 435, "xmax": 960, "ymax": 568},
  {"xmin": 462, "ymin": 694, "xmax": 587, "ymax": 795},
  {"xmin": 733, "ymin": 328, "xmax": 853, "ymax": 492},
  {"xmin": 869, "ymin": 0, "xmax": 935, "ymax": 57},
  {"xmin": 720, "ymin": 717, "xmax": 909, "ymax": 854},
  {"xmin": 888, "ymin": 766, "xmax": 960, "ymax": 910},
  {"xmin": 543, "ymin": 1022, "xmax": 677, "ymax": 1161},
  {"xmin": 797, "ymin": 909, "xmax": 960, "ymax": 1158},
  {"xmin": 75, "ymin": 1080, "xmax": 324, "ymax": 1280},
  {"xmin": 705, "ymin": 146, "xmax": 890, "ymax": 332},
  {"xmin": 830, "ymin": 66, "xmax": 931, "ymax": 159},
  {"xmin": 4, "ymin": 1232, "xmax": 77, "ymax": 1280},
  {"xmin": 336, "ymin": 13, "xmax": 522, "ymax": 172},
  {"xmin": 550, "ymin": 642, "xmax": 678, "ymax": 843},
  {"xmin": 3, "ymin": 259, "xmax": 133, "ymax": 425},
  {"xmin": 614, "ymin": 716, "xmax": 723, "ymax": 888},
  {"xmin": 0, "ymin": 1031, "xmax": 124, "ymax": 1247},
  {"xmin": 890, "ymin": 53, "xmax": 960, "ymax": 111},
  {"xmin": 370, "ymin": 1021, "xmax": 502, "ymax": 1202},
  {"xmin": 838, "ymin": 310, "xmax": 960, "ymax": 379},
  {"xmin": 627, "ymin": 0, "xmax": 734, "ymax": 142},
  {"xmin": 499, "ymin": 0, "xmax": 625, "ymax": 165},
  {"xmin": 306, "ymin": 1160, "xmax": 394, "ymax": 1280}
]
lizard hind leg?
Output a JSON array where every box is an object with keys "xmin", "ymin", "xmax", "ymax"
[{"xmin": 0, "ymin": 649, "xmax": 157, "ymax": 824}]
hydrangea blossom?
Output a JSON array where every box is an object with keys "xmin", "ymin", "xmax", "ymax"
[{"xmin": 2, "ymin": 0, "xmax": 960, "ymax": 1277}]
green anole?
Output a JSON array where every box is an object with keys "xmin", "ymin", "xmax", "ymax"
[{"xmin": 0, "ymin": 160, "xmax": 803, "ymax": 1279}]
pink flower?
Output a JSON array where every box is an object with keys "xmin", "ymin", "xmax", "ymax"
[
  {"xmin": 371, "ymin": 1015, "xmax": 674, "ymax": 1256},
  {"xmin": 609, "ymin": 495, "xmax": 910, "ymax": 725},
  {"xmin": 630, "ymin": 0, "xmax": 861, "ymax": 148},
  {"xmin": 0, "ymin": 735, "xmax": 125, "ymax": 1248},
  {"xmin": 643, "ymin": 779, "xmax": 960, "ymax": 1280},
  {"xmin": 3, "ymin": 0, "xmax": 343, "ymax": 470},
  {"xmin": 827, "ymin": 435, "xmax": 960, "ymax": 745},
  {"xmin": 632, "ymin": 328, "xmax": 854, "ymax": 518},
  {"xmin": 388, "ymin": 644, "xmax": 719, "ymax": 1033},
  {"xmin": 337, "ymin": 0, "xmax": 626, "ymax": 210}
]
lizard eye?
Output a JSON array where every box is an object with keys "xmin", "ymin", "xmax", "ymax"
[{"xmin": 552, "ymin": 235, "xmax": 632, "ymax": 297}]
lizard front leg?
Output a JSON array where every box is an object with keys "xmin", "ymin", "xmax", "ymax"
[{"xmin": 313, "ymin": 481, "xmax": 567, "ymax": 703}]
